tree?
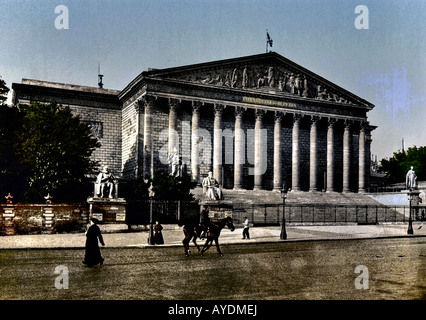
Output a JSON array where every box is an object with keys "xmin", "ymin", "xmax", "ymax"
[
  {"xmin": 0, "ymin": 82, "xmax": 26, "ymax": 201},
  {"xmin": 15, "ymin": 103, "xmax": 100, "ymax": 202},
  {"xmin": 378, "ymin": 146, "xmax": 426, "ymax": 184},
  {"xmin": 122, "ymin": 170, "xmax": 197, "ymax": 202},
  {"xmin": 0, "ymin": 77, "xmax": 9, "ymax": 104}
]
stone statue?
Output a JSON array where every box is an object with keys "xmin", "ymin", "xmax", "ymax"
[
  {"xmin": 95, "ymin": 166, "xmax": 117, "ymax": 199},
  {"xmin": 242, "ymin": 66, "xmax": 248, "ymax": 89},
  {"xmin": 202, "ymin": 172, "xmax": 223, "ymax": 200},
  {"xmin": 406, "ymin": 166, "xmax": 418, "ymax": 190},
  {"xmin": 168, "ymin": 147, "xmax": 182, "ymax": 177}
]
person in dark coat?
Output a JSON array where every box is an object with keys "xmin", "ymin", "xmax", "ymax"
[
  {"xmin": 199, "ymin": 205, "xmax": 210, "ymax": 239},
  {"xmin": 154, "ymin": 221, "xmax": 164, "ymax": 245},
  {"xmin": 82, "ymin": 218, "xmax": 105, "ymax": 266}
]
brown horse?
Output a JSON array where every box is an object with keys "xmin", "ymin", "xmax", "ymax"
[
  {"xmin": 201, "ymin": 217, "xmax": 235, "ymax": 256},
  {"xmin": 182, "ymin": 217, "xmax": 235, "ymax": 257},
  {"xmin": 182, "ymin": 222, "xmax": 203, "ymax": 256}
]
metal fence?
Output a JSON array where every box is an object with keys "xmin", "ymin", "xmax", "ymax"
[
  {"xmin": 125, "ymin": 200, "xmax": 425, "ymax": 226},
  {"xmin": 232, "ymin": 203, "xmax": 424, "ymax": 226}
]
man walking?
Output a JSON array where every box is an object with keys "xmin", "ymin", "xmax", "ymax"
[{"xmin": 242, "ymin": 216, "xmax": 250, "ymax": 239}]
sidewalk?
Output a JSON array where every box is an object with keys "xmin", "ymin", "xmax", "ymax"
[{"xmin": 1, "ymin": 222, "xmax": 424, "ymax": 249}]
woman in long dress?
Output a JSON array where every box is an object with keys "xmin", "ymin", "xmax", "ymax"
[
  {"xmin": 154, "ymin": 221, "xmax": 164, "ymax": 245},
  {"xmin": 83, "ymin": 218, "xmax": 105, "ymax": 266}
]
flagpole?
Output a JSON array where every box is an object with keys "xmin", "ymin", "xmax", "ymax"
[{"xmin": 266, "ymin": 29, "xmax": 268, "ymax": 53}]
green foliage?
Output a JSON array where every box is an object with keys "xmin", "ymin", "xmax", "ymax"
[
  {"xmin": 0, "ymin": 102, "xmax": 100, "ymax": 203},
  {"xmin": 0, "ymin": 78, "xmax": 9, "ymax": 104},
  {"xmin": 378, "ymin": 146, "xmax": 426, "ymax": 183},
  {"xmin": 151, "ymin": 170, "xmax": 197, "ymax": 201},
  {"xmin": 122, "ymin": 170, "xmax": 197, "ymax": 202}
]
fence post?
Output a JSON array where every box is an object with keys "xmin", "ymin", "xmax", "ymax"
[
  {"xmin": 356, "ymin": 205, "xmax": 358, "ymax": 223},
  {"xmin": 264, "ymin": 204, "xmax": 267, "ymax": 224},
  {"xmin": 375, "ymin": 206, "xmax": 378, "ymax": 224},
  {"xmin": 177, "ymin": 200, "xmax": 181, "ymax": 221},
  {"xmin": 312, "ymin": 205, "xmax": 315, "ymax": 223}
]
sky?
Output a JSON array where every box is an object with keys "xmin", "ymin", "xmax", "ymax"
[{"xmin": 0, "ymin": 0, "xmax": 425, "ymax": 161}]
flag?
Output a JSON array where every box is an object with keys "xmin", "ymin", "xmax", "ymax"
[{"xmin": 267, "ymin": 32, "xmax": 273, "ymax": 47}]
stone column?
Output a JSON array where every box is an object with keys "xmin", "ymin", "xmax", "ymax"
[
  {"xmin": 273, "ymin": 111, "xmax": 284, "ymax": 190},
  {"xmin": 291, "ymin": 114, "xmax": 303, "ymax": 191},
  {"xmin": 234, "ymin": 107, "xmax": 245, "ymax": 190},
  {"xmin": 342, "ymin": 120, "xmax": 352, "ymax": 193},
  {"xmin": 213, "ymin": 104, "xmax": 224, "ymax": 186},
  {"xmin": 140, "ymin": 96, "xmax": 155, "ymax": 179},
  {"xmin": 326, "ymin": 118, "xmax": 337, "ymax": 192},
  {"xmin": 168, "ymin": 98, "xmax": 179, "ymax": 155},
  {"xmin": 191, "ymin": 101, "xmax": 202, "ymax": 183},
  {"xmin": 358, "ymin": 122, "xmax": 367, "ymax": 193},
  {"xmin": 254, "ymin": 109, "xmax": 265, "ymax": 190},
  {"xmin": 309, "ymin": 116, "xmax": 320, "ymax": 192}
]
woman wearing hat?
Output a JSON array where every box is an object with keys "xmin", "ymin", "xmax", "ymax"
[{"xmin": 82, "ymin": 218, "xmax": 105, "ymax": 266}]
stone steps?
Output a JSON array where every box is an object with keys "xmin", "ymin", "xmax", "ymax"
[{"xmin": 192, "ymin": 187, "xmax": 382, "ymax": 206}]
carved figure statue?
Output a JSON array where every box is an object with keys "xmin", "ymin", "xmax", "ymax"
[
  {"xmin": 202, "ymin": 172, "xmax": 223, "ymax": 200},
  {"xmin": 267, "ymin": 67, "xmax": 275, "ymax": 88},
  {"xmin": 406, "ymin": 166, "xmax": 418, "ymax": 190},
  {"xmin": 168, "ymin": 147, "xmax": 182, "ymax": 177},
  {"xmin": 231, "ymin": 68, "xmax": 238, "ymax": 88},
  {"xmin": 95, "ymin": 166, "xmax": 117, "ymax": 199},
  {"xmin": 242, "ymin": 66, "xmax": 248, "ymax": 89}
]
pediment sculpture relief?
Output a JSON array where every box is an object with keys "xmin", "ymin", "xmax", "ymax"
[{"xmin": 167, "ymin": 63, "xmax": 353, "ymax": 104}]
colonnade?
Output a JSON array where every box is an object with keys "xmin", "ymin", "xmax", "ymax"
[{"xmin": 139, "ymin": 96, "xmax": 370, "ymax": 193}]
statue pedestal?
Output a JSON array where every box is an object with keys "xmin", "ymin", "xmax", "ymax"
[
  {"xmin": 201, "ymin": 201, "xmax": 233, "ymax": 221},
  {"xmin": 87, "ymin": 197, "xmax": 127, "ymax": 224}
]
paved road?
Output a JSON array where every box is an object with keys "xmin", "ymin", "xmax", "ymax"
[{"xmin": 1, "ymin": 237, "xmax": 425, "ymax": 300}]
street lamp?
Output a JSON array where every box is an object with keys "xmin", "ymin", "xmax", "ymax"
[
  {"xmin": 148, "ymin": 182, "xmax": 156, "ymax": 245},
  {"xmin": 407, "ymin": 190, "xmax": 414, "ymax": 235},
  {"xmin": 280, "ymin": 187, "xmax": 288, "ymax": 240}
]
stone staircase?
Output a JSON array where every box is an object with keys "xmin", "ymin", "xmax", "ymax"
[{"xmin": 192, "ymin": 187, "xmax": 382, "ymax": 206}]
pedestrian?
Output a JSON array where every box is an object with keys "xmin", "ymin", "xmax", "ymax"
[
  {"xmin": 154, "ymin": 221, "xmax": 164, "ymax": 244},
  {"xmin": 82, "ymin": 218, "xmax": 105, "ymax": 267},
  {"xmin": 242, "ymin": 216, "xmax": 250, "ymax": 239}
]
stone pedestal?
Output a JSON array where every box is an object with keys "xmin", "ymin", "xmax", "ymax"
[
  {"xmin": 2, "ymin": 206, "xmax": 16, "ymax": 236},
  {"xmin": 42, "ymin": 206, "xmax": 55, "ymax": 233},
  {"xmin": 87, "ymin": 197, "xmax": 127, "ymax": 224},
  {"xmin": 202, "ymin": 201, "xmax": 233, "ymax": 221}
]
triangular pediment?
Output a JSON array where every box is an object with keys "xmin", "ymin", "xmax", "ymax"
[{"xmin": 142, "ymin": 52, "xmax": 373, "ymax": 109}]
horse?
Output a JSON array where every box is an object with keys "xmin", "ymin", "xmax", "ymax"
[
  {"xmin": 200, "ymin": 216, "xmax": 235, "ymax": 257},
  {"xmin": 182, "ymin": 222, "xmax": 203, "ymax": 257},
  {"xmin": 182, "ymin": 216, "xmax": 235, "ymax": 257}
]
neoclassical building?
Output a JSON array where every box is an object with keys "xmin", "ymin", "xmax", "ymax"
[{"xmin": 12, "ymin": 52, "xmax": 376, "ymax": 193}]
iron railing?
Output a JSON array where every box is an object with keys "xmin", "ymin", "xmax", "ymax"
[{"xmin": 125, "ymin": 200, "xmax": 425, "ymax": 226}]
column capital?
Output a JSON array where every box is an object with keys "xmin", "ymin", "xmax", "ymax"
[
  {"xmin": 327, "ymin": 117, "xmax": 337, "ymax": 127},
  {"xmin": 255, "ymin": 108, "xmax": 265, "ymax": 120},
  {"xmin": 343, "ymin": 119, "xmax": 353, "ymax": 128},
  {"xmin": 310, "ymin": 115, "xmax": 321, "ymax": 124},
  {"xmin": 213, "ymin": 103, "xmax": 225, "ymax": 115},
  {"xmin": 359, "ymin": 120, "xmax": 368, "ymax": 132},
  {"xmin": 168, "ymin": 98, "xmax": 181, "ymax": 110},
  {"xmin": 136, "ymin": 95, "xmax": 156, "ymax": 112},
  {"xmin": 192, "ymin": 100, "xmax": 204, "ymax": 113},
  {"xmin": 292, "ymin": 113, "xmax": 303, "ymax": 124},
  {"xmin": 274, "ymin": 111, "xmax": 284, "ymax": 122},
  {"xmin": 235, "ymin": 106, "xmax": 246, "ymax": 118}
]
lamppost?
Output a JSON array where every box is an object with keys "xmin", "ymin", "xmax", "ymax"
[
  {"xmin": 407, "ymin": 189, "xmax": 414, "ymax": 235},
  {"xmin": 280, "ymin": 187, "xmax": 288, "ymax": 240},
  {"xmin": 148, "ymin": 182, "xmax": 156, "ymax": 245}
]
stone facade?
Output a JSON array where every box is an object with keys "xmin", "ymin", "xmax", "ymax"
[{"xmin": 12, "ymin": 52, "xmax": 376, "ymax": 193}]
